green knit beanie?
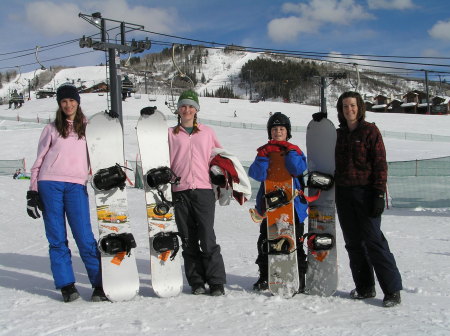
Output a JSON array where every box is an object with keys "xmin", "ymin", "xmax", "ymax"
[{"xmin": 177, "ymin": 90, "xmax": 200, "ymax": 111}]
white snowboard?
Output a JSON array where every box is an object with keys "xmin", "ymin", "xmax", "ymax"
[
  {"xmin": 305, "ymin": 118, "xmax": 338, "ymax": 297},
  {"xmin": 136, "ymin": 108, "xmax": 183, "ymax": 298},
  {"xmin": 86, "ymin": 112, "xmax": 139, "ymax": 302}
]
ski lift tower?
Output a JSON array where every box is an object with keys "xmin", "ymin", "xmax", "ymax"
[{"xmin": 78, "ymin": 12, "xmax": 151, "ymax": 126}]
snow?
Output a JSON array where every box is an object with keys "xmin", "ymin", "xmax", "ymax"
[{"xmin": 1, "ymin": 67, "xmax": 450, "ymax": 335}]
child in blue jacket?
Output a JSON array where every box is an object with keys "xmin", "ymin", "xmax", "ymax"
[{"xmin": 248, "ymin": 112, "xmax": 308, "ymax": 292}]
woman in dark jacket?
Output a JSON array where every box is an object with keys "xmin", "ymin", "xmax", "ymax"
[{"xmin": 335, "ymin": 91, "xmax": 402, "ymax": 307}]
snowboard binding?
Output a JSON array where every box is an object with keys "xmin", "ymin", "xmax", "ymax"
[
  {"xmin": 140, "ymin": 106, "xmax": 157, "ymax": 116},
  {"xmin": 306, "ymin": 171, "xmax": 334, "ymax": 191},
  {"xmin": 145, "ymin": 167, "xmax": 180, "ymax": 215},
  {"xmin": 263, "ymin": 236, "xmax": 296, "ymax": 255},
  {"xmin": 93, "ymin": 164, "xmax": 129, "ymax": 191},
  {"xmin": 99, "ymin": 232, "xmax": 137, "ymax": 256},
  {"xmin": 303, "ymin": 233, "xmax": 334, "ymax": 251},
  {"xmin": 152, "ymin": 232, "xmax": 182, "ymax": 261}
]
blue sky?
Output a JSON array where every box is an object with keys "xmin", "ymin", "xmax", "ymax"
[{"xmin": 1, "ymin": 0, "xmax": 450, "ymax": 79}]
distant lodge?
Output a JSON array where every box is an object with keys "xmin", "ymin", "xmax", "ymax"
[{"xmin": 365, "ymin": 90, "xmax": 449, "ymax": 115}]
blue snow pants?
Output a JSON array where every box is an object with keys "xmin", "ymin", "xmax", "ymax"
[
  {"xmin": 335, "ymin": 185, "xmax": 402, "ymax": 295},
  {"xmin": 38, "ymin": 181, "xmax": 101, "ymax": 289}
]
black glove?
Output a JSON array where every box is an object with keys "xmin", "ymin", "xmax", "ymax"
[
  {"xmin": 312, "ymin": 112, "xmax": 327, "ymax": 122},
  {"xmin": 371, "ymin": 191, "xmax": 385, "ymax": 217},
  {"xmin": 27, "ymin": 190, "xmax": 43, "ymax": 219}
]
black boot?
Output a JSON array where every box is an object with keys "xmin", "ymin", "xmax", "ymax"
[
  {"xmin": 91, "ymin": 287, "xmax": 109, "ymax": 302},
  {"xmin": 383, "ymin": 291, "xmax": 401, "ymax": 307},
  {"xmin": 61, "ymin": 283, "xmax": 80, "ymax": 303},
  {"xmin": 210, "ymin": 284, "xmax": 225, "ymax": 296},
  {"xmin": 350, "ymin": 286, "xmax": 376, "ymax": 300},
  {"xmin": 253, "ymin": 277, "xmax": 269, "ymax": 291}
]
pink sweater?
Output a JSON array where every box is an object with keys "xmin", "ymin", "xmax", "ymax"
[
  {"xmin": 30, "ymin": 121, "xmax": 89, "ymax": 191},
  {"xmin": 168, "ymin": 123, "xmax": 221, "ymax": 192}
]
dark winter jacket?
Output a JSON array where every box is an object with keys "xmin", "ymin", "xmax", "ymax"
[
  {"xmin": 248, "ymin": 144, "xmax": 308, "ymax": 222},
  {"xmin": 335, "ymin": 120, "xmax": 387, "ymax": 193}
]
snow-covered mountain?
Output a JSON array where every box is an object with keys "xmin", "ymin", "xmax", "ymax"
[{"xmin": 2, "ymin": 48, "xmax": 445, "ymax": 107}]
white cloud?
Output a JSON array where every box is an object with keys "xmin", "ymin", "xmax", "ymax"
[
  {"xmin": 268, "ymin": 0, "xmax": 373, "ymax": 42},
  {"xmin": 428, "ymin": 20, "xmax": 450, "ymax": 41},
  {"xmin": 25, "ymin": 1, "xmax": 83, "ymax": 36},
  {"xmin": 83, "ymin": 0, "xmax": 179, "ymax": 34},
  {"xmin": 268, "ymin": 16, "xmax": 319, "ymax": 42},
  {"xmin": 24, "ymin": 0, "xmax": 179, "ymax": 37},
  {"xmin": 367, "ymin": 0, "xmax": 415, "ymax": 10}
]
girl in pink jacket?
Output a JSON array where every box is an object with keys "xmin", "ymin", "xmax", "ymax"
[
  {"xmin": 26, "ymin": 85, "xmax": 106, "ymax": 303},
  {"xmin": 168, "ymin": 90, "xmax": 226, "ymax": 296}
]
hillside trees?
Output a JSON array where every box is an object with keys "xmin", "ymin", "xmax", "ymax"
[{"xmin": 240, "ymin": 58, "xmax": 322, "ymax": 101}]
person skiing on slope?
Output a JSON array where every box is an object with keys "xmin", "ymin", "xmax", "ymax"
[
  {"xmin": 168, "ymin": 90, "xmax": 227, "ymax": 296},
  {"xmin": 248, "ymin": 112, "xmax": 308, "ymax": 292},
  {"xmin": 26, "ymin": 84, "xmax": 107, "ymax": 303}
]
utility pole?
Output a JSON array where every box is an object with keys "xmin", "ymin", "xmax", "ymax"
[
  {"xmin": 315, "ymin": 72, "xmax": 347, "ymax": 115},
  {"xmin": 247, "ymin": 70, "xmax": 253, "ymax": 100},
  {"xmin": 320, "ymin": 76, "xmax": 327, "ymax": 114},
  {"xmin": 79, "ymin": 12, "xmax": 150, "ymax": 126},
  {"xmin": 423, "ymin": 69, "xmax": 430, "ymax": 114}
]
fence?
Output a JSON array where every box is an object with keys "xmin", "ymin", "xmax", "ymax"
[
  {"xmin": 387, "ymin": 156, "xmax": 450, "ymax": 208},
  {"xmin": 2, "ymin": 115, "xmax": 450, "ymax": 207},
  {"xmin": 0, "ymin": 158, "xmax": 26, "ymax": 175}
]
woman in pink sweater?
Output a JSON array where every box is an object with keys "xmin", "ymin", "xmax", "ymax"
[
  {"xmin": 26, "ymin": 84, "xmax": 106, "ymax": 303},
  {"xmin": 168, "ymin": 90, "xmax": 226, "ymax": 296}
]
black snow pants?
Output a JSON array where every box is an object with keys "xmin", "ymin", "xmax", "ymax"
[
  {"xmin": 173, "ymin": 189, "xmax": 226, "ymax": 287},
  {"xmin": 335, "ymin": 185, "xmax": 402, "ymax": 295}
]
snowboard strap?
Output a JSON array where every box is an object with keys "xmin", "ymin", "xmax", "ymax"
[
  {"xmin": 262, "ymin": 236, "xmax": 296, "ymax": 255},
  {"xmin": 146, "ymin": 167, "xmax": 180, "ymax": 189},
  {"xmin": 146, "ymin": 167, "xmax": 180, "ymax": 215},
  {"xmin": 93, "ymin": 163, "xmax": 130, "ymax": 191},
  {"xmin": 301, "ymin": 233, "xmax": 334, "ymax": 251},
  {"xmin": 140, "ymin": 106, "xmax": 157, "ymax": 116},
  {"xmin": 98, "ymin": 232, "xmax": 137, "ymax": 256},
  {"xmin": 306, "ymin": 171, "xmax": 334, "ymax": 191},
  {"xmin": 152, "ymin": 232, "xmax": 182, "ymax": 261}
]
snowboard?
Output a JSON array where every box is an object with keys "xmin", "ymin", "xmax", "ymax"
[
  {"xmin": 305, "ymin": 117, "xmax": 338, "ymax": 296},
  {"xmin": 86, "ymin": 112, "xmax": 139, "ymax": 302},
  {"xmin": 265, "ymin": 151, "xmax": 299, "ymax": 298},
  {"xmin": 136, "ymin": 107, "xmax": 183, "ymax": 298}
]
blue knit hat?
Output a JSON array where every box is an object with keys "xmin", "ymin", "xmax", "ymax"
[
  {"xmin": 177, "ymin": 90, "xmax": 200, "ymax": 111},
  {"xmin": 57, "ymin": 84, "xmax": 80, "ymax": 105}
]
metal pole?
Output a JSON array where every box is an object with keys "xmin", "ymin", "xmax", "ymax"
[
  {"xmin": 424, "ymin": 70, "xmax": 430, "ymax": 114},
  {"xmin": 320, "ymin": 76, "xmax": 327, "ymax": 114}
]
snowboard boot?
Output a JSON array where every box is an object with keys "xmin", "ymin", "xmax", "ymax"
[
  {"xmin": 191, "ymin": 283, "xmax": 206, "ymax": 295},
  {"xmin": 209, "ymin": 284, "xmax": 225, "ymax": 296},
  {"xmin": 253, "ymin": 277, "xmax": 269, "ymax": 291},
  {"xmin": 91, "ymin": 287, "xmax": 109, "ymax": 302},
  {"xmin": 383, "ymin": 291, "xmax": 401, "ymax": 308},
  {"xmin": 61, "ymin": 283, "xmax": 80, "ymax": 303},
  {"xmin": 349, "ymin": 286, "xmax": 376, "ymax": 300}
]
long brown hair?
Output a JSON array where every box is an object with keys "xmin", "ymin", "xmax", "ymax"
[
  {"xmin": 54, "ymin": 106, "xmax": 86, "ymax": 139},
  {"xmin": 172, "ymin": 113, "xmax": 200, "ymax": 134},
  {"xmin": 336, "ymin": 91, "xmax": 366, "ymax": 126}
]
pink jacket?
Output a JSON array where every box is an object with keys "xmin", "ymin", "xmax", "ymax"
[
  {"xmin": 30, "ymin": 121, "xmax": 89, "ymax": 191},
  {"xmin": 168, "ymin": 123, "xmax": 221, "ymax": 192}
]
